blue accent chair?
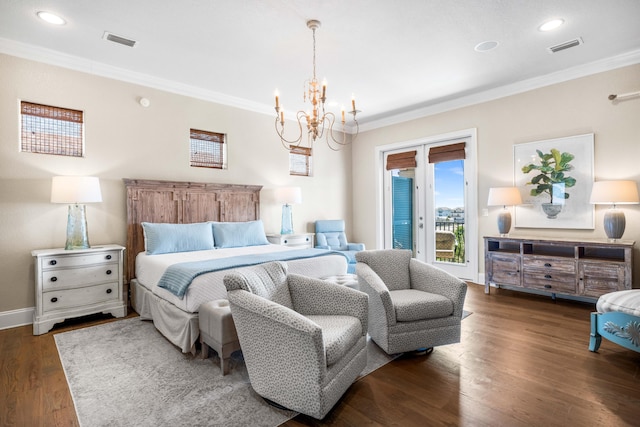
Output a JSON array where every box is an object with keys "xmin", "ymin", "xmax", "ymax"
[{"xmin": 315, "ymin": 220, "xmax": 365, "ymax": 274}]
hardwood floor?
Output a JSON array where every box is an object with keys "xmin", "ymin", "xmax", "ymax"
[{"xmin": 1, "ymin": 284, "xmax": 639, "ymax": 427}]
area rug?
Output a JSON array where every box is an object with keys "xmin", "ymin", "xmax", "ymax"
[{"xmin": 55, "ymin": 317, "xmax": 398, "ymax": 427}]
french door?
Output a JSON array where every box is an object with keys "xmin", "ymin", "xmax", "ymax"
[{"xmin": 381, "ymin": 130, "xmax": 477, "ymax": 281}]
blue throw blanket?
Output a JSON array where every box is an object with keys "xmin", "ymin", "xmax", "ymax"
[{"xmin": 158, "ymin": 248, "xmax": 348, "ymax": 298}]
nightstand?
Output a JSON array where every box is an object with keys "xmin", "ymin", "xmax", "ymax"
[
  {"xmin": 266, "ymin": 233, "xmax": 315, "ymax": 249},
  {"xmin": 32, "ymin": 244, "xmax": 126, "ymax": 335}
]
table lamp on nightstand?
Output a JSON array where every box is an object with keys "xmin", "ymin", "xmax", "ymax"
[
  {"xmin": 51, "ymin": 176, "xmax": 103, "ymax": 250},
  {"xmin": 274, "ymin": 186, "xmax": 302, "ymax": 235}
]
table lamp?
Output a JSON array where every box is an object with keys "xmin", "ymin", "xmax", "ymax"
[
  {"xmin": 274, "ymin": 187, "xmax": 301, "ymax": 235},
  {"xmin": 589, "ymin": 180, "xmax": 639, "ymax": 240},
  {"xmin": 487, "ymin": 187, "xmax": 522, "ymax": 236},
  {"xmin": 51, "ymin": 176, "xmax": 103, "ymax": 249}
]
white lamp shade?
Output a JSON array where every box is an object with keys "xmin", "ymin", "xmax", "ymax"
[
  {"xmin": 590, "ymin": 181, "xmax": 639, "ymax": 205},
  {"xmin": 51, "ymin": 176, "xmax": 103, "ymax": 204},
  {"xmin": 487, "ymin": 187, "xmax": 522, "ymax": 207},
  {"xmin": 274, "ymin": 186, "xmax": 302, "ymax": 204}
]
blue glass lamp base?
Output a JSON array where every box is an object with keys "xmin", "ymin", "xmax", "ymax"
[
  {"xmin": 65, "ymin": 204, "xmax": 91, "ymax": 250},
  {"xmin": 281, "ymin": 204, "xmax": 294, "ymax": 235}
]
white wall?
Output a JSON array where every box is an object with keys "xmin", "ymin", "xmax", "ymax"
[
  {"xmin": 351, "ymin": 64, "xmax": 640, "ymax": 283},
  {"xmin": 0, "ymin": 53, "xmax": 353, "ymax": 317}
]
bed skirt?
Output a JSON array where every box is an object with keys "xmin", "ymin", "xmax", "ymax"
[{"xmin": 132, "ymin": 279, "xmax": 200, "ymax": 354}]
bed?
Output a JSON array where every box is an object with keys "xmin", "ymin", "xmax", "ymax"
[
  {"xmin": 124, "ymin": 179, "xmax": 348, "ymax": 354},
  {"xmin": 589, "ymin": 289, "xmax": 640, "ymax": 353}
]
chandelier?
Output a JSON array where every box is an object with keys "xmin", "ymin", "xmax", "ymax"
[{"xmin": 274, "ymin": 20, "xmax": 359, "ymax": 151}]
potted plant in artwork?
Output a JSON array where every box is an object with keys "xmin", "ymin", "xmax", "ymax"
[{"xmin": 521, "ymin": 148, "xmax": 576, "ymax": 219}]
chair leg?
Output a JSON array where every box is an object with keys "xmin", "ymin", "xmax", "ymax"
[{"xmin": 413, "ymin": 347, "xmax": 434, "ymax": 356}]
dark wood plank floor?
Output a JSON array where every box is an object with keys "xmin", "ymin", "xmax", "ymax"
[{"xmin": 1, "ymin": 284, "xmax": 639, "ymax": 427}]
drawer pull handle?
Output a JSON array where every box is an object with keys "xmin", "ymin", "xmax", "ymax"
[
  {"xmin": 283, "ymin": 240, "xmax": 288, "ymax": 244},
  {"xmin": 544, "ymin": 285, "xmax": 552, "ymax": 289},
  {"xmin": 51, "ymin": 297, "xmax": 58, "ymax": 303},
  {"xmin": 50, "ymin": 277, "xmax": 57, "ymax": 282},
  {"xmin": 544, "ymin": 274, "xmax": 552, "ymax": 279},
  {"xmin": 49, "ymin": 260, "xmax": 57, "ymax": 266},
  {"xmin": 106, "ymin": 270, "xmax": 112, "ymax": 275},
  {"xmin": 106, "ymin": 254, "xmax": 112, "ymax": 260},
  {"xmin": 106, "ymin": 289, "xmax": 112, "ymax": 294},
  {"xmin": 544, "ymin": 263, "xmax": 552, "ymax": 267}
]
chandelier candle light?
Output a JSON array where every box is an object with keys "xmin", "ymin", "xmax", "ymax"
[
  {"xmin": 274, "ymin": 20, "xmax": 359, "ymax": 151},
  {"xmin": 51, "ymin": 176, "xmax": 103, "ymax": 250}
]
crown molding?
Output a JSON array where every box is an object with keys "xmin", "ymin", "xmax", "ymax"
[
  {"xmin": 2, "ymin": 37, "xmax": 639, "ymax": 134},
  {"xmin": 358, "ymin": 49, "xmax": 640, "ymax": 132}
]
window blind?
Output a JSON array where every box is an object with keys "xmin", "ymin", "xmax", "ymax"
[
  {"xmin": 190, "ymin": 129, "xmax": 225, "ymax": 169},
  {"xmin": 428, "ymin": 142, "xmax": 466, "ymax": 163},
  {"xmin": 290, "ymin": 146, "xmax": 312, "ymax": 176},
  {"xmin": 386, "ymin": 150, "xmax": 417, "ymax": 170},
  {"xmin": 20, "ymin": 101, "xmax": 84, "ymax": 157}
]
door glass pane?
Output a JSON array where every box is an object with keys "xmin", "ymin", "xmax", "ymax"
[
  {"xmin": 434, "ymin": 159, "xmax": 465, "ymax": 264},
  {"xmin": 391, "ymin": 169, "xmax": 415, "ymax": 256}
]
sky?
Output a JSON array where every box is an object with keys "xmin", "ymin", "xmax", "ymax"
[{"xmin": 435, "ymin": 159, "xmax": 464, "ymax": 209}]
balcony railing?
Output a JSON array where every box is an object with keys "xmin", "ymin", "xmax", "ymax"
[{"xmin": 435, "ymin": 221, "xmax": 465, "ymax": 264}]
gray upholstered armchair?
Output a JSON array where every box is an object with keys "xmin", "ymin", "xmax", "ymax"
[
  {"xmin": 315, "ymin": 220, "xmax": 365, "ymax": 274},
  {"xmin": 223, "ymin": 261, "xmax": 368, "ymax": 420},
  {"xmin": 356, "ymin": 249, "xmax": 467, "ymax": 354}
]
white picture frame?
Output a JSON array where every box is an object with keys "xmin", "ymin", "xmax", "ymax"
[{"xmin": 514, "ymin": 133, "xmax": 594, "ymax": 229}]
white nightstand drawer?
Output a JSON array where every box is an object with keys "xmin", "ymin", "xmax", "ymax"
[
  {"xmin": 43, "ymin": 282, "xmax": 119, "ymax": 312},
  {"xmin": 42, "ymin": 263, "xmax": 119, "ymax": 291},
  {"xmin": 266, "ymin": 233, "xmax": 314, "ymax": 248},
  {"xmin": 41, "ymin": 250, "xmax": 120, "ymax": 270}
]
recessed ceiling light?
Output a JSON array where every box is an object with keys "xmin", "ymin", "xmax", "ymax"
[
  {"xmin": 474, "ymin": 41, "xmax": 499, "ymax": 52},
  {"xmin": 539, "ymin": 19, "xmax": 564, "ymax": 32},
  {"xmin": 37, "ymin": 11, "xmax": 66, "ymax": 25}
]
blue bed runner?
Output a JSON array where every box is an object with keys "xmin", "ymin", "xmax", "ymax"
[{"xmin": 158, "ymin": 248, "xmax": 347, "ymax": 298}]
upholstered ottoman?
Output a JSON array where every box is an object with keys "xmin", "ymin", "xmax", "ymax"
[
  {"xmin": 321, "ymin": 273, "xmax": 359, "ymax": 290},
  {"xmin": 199, "ymin": 299, "xmax": 241, "ymax": 375}
]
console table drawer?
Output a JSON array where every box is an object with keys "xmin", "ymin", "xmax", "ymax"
[
  {"xmin": 489, "ymin": 255, "xmax": 521, "ymax": 286},
  {"xmin": 523, "ymin": 272, "xmax": 576, "ymax": 293},
  {"xmin": 523, "ymin": 257, "xmax": 575, "ymax": 274}
]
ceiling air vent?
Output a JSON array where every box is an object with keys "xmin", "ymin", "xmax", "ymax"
[
  {"xmin": 547, "ymin": 37, "xmax": 583, "ymax": 53},
  {"xmin": 102, "ymin": 31, "xmax": 138, "ymax": 48}
]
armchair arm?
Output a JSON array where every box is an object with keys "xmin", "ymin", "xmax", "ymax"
[
  {"xmin": 409, "ymin": 259, "xmax": 467, "ymax": 317},
  {"xmin": 355, "ymin": 263, "xmax": 396, "ymax": 327},
  {"xmin": 288, "ymin": 274, "xmax": 368, "ymax": 335},
  {"xmin": 347, "ymin": 243, "xmax": 365, "ymax": 251},
  {"xmin": 226, "ymin": 289, "xmax": 327, "ymax": 377}
]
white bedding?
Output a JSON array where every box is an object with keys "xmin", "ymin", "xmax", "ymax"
[{"xmin": 135, "ymin": 244, "xmax": 347, "ymax": 313}]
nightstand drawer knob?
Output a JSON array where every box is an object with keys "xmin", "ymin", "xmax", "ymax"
[
  {"xmin": 283, "ymin": 240, "xmax": 288, "ymax": 244},
  {"xmin": 106, "ymin": 255, "xmax": 112, "ymax": 260},
  {"xmin": 51, "ymin": 297, "xmax": 58, "ymax": 303},
  {"xmin": 50, "ymin": 276, "xmax": 57, "ymax": 282},
  {"xmin": 106, "ymin": 270, "xmax": 112, "ymax": 275},
  {"xmin": 106, "ymin": 288, "xmax": 112, "ymax": 294},
  {"xmin": 49, "ymin": 260, "xmax": 57, "ymax": 266},
  {"xmin": 544, "ymin": 274, "xmax": 552, "ymax": 279},
  {"xmin": 544, "ymin": 263, "xmax": 552, "ymax": 267},
  {"xmin": 544, "ymin": 285, "xmax": 552, "ymax": 289}
]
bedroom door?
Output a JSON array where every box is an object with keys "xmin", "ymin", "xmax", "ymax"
[{"xmin": 382, "ymin": 130, "xmax": 478, "ymax": 281}]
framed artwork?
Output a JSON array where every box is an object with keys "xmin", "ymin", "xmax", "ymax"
[{"xmin": 514, "ymin": 133, "xmax": 594, "ymax": 229}]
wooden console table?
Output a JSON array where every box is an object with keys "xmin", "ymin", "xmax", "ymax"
[{"xmin": 484, "ymin": 236, "xmax": 634, "ymax": 300}]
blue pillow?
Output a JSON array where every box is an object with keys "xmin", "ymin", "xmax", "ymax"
[
  {"xmin": 142, "ymin": 222, "xmax": 215, "ymax": 255},
  {"xmin": 211, "ymin": 220, "xmax": 269, "ymax": 248}
]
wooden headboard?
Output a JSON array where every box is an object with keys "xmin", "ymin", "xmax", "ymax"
[{"xmin": 123, "ymin": 179, "xmax": 262, "ymax": 283}]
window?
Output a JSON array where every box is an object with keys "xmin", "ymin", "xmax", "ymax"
[
  {"xmin": 289, "ymin": 146, "xmax": 312, "ymax": 176},
  {"xmin": 190, "ymin": 129, "xmax": 226, "ymax": 169},
  {"xmin": 20, "ymin": 101, "xmax": 84, "ymax": 157}
]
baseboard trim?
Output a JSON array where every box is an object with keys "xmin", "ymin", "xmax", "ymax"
[{"xmin": 0, "ymin": 307, "xmax": 34, "ymax": 331}]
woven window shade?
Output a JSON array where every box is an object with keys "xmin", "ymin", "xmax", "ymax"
[
  {"xmin": 190, "ymin": 129, "xmax": 225, "ymax": 169},
  {"xmin": 386, "ymin": 150, "xmax": 417, "ymax": 170},
  {"xmin": 20, "ymin": 101, "xmax": 84, "ymax": 157},
  {"xmin": 428, "ymin": 142, "xmax": 466, "ymax": 163},
  {"xmin": 290, "ymin": 146, "xmax": 312, "ymax": 176}
]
